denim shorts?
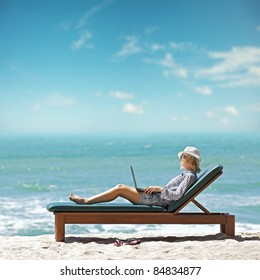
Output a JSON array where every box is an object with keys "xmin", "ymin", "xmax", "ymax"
[{"xmin": 140, "ymin": 192, "xmax": 168, "ymax": 207}]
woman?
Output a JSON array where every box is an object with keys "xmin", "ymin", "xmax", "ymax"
[{"xmin": 69, "ymin": 146, "xmax": 201, "ymax": 207}]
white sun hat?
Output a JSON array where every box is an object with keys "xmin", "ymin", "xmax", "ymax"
[{"xmin": 178, "ymin": 146, "xmax": 201, "ymax": 161}]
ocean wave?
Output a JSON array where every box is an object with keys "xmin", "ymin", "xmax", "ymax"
[
  {"xmin": 18, "ymin": 182, "xmax": 58, "ymax": 192},
  {"xmin": 1, "ymin": 133, "xmax": 259, "ymax": 236}
]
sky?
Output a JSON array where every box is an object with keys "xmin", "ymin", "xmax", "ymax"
[{"xmin": 1, "ymin": 0, "xmax": 260, "ymax": 135}]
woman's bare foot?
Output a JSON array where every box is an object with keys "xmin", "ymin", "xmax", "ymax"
[{"xmin": 69, "ymin": 194, "xmax": 89, "ymax": 204}]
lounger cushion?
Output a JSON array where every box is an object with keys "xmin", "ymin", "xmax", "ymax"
[
  {"xmin": 167, "ymin": 164, "xmax": 223, "ymax": 212},
  {"xmin": 47, "ymin": 202, "xmax": 167, "ymax": 212},
  {"xmin": 47, "ymin": 164, "xmax": 222, "ymax": 214}
]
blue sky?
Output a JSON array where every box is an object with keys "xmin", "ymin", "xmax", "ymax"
[{"xmin": 1, "ymin": 0, "xmax": 260, "ymax": 135}]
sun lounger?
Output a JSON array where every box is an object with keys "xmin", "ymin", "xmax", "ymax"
[{"xmin": 47, "ymin": 164, "xmax": 235, "ymax": 241}]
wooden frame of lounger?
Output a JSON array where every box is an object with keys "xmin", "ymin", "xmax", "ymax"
[{"xmin": 51, "ymin": 171, "xmax": 235, "ymax": 242}]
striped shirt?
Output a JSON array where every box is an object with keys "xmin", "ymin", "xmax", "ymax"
[{"xmin": 160, "ymin": 170, "xmax": 197, "ymax": 204}]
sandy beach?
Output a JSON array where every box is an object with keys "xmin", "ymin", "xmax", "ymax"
[{"xmin": 0, "ymin": 232, "xmax": 260, "ymax": 260}]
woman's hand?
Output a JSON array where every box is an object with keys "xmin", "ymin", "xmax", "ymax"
[{"xmin": 144, "ymin": 186, "xmax": 163, "ymax": 194}]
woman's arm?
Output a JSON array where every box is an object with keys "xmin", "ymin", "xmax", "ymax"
[{"xmin": 143, "ymin": 186, "xmax": 163, "ymax": 194}]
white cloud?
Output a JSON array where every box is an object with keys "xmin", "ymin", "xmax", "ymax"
[
  {"xmin": 206, "ymin": 111, "xmax": 214, "ymax": 118},
  {"xmin": 224, "ymin": 106, "xmax": 239, "ymax": 116},
  {"xmin": 221, "ymin": 118, "xmax": 229, "ymax": 125},
  {"xmin": 163, "ymin": 68, "xmax": 188, "ymax": 78},
  {"xmin": 170, "ymin": 116, "xmax": 178, "ymax": 122},
  {"xmin": 181, "ymin": 115, "xmax": 190, "ymax": 121},
  {"xmin": 59, "ymin": 21, "xmax": 72, "ymax": 31},
  {"xmin": 71, "ymin": 30, "xmax": 93, "ymax": 50},
  {"xmin": 31, "ymin": 94, "xmax": 76, "ymax": 112},
  {"xmin": 116, "ymin": 36, "xmax": 142, "ymax": 58},
  {"xmin": 9, "ymin": 63, "xmax": 37, "ymax": 83},
  {"xmin": 244, "ymin": 103, "xmax": 260, "ymax": 112},
  {"xmin": 76, "ymin": 0, "xmax": 114, "ymax": 29},
  {"xmin": 110, "ymin": 91, "xmax": 134, "ymax": 100},
  {"xmin": 195, "ymin": 85, "xmax": 212, "ymax": 96},
  {"xmin": 95, "ymin": 91, "xmax": 103, "ymax": 97},
  {"xmin": 170, "ymin": 42, "xmax": 188, "ymax": 51},
  {"xmin": 149, "ymin": 43, "xmax": 165, "ymax": 52},
  {"xmin": 177, "ymin": 91, "xmax": 185, "ymax": 98},
  {"xmin": 196, "ymin": 46, "xmax": 260, "ymax": 87},
  {"xmin": 249, "ymin": 67, "xmax": 260, "ymax": 76},
  {"xmin": 159, "ymin": 53, "xmax": 175, "ymax": 68},
  {"xmin": 44, "ymin": 94, "xmax": 76, "ymax": 107},
  {"xmin": 170, "ymin": 115, "xmax": 190, "ymax": 122},
  {"xmin": 209, "ymin": 47, "xmax": 260, "ymax": 72},
  {"xmin": 122, "ymin": 103, "xmax": 144, "ymax": 114},
  {"xmin": 169, "ymin": 41, "xmax": 203, "ymax": 53},
  {"xmin": 144, "ymin": 26, "xmax": 159, "ymax": 35},
  {"xmin": 70, "ymin": 1, "xmax": 114, "ymax": 51},
  {"xmin": 31, "ymin": 103, "xmax": 41, "ymax": 111},
  {"xmin": 253, "ymin": 104, "xmax": 260, "ymax": 112},
  {"xmin": 156, "ymin": 53, "xmax": 188, "ymax": 78},
  {"xmin": 142, "ymin": 43, "xmax": 260, "ymax": 87},
  {"xmin": 257, "ymin": 26, "xmax": 260, "ymax": 31}
]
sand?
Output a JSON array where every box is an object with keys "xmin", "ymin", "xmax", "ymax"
[{"xmin": 0, "ymin": 232, "xmax": 260, "ymax": 260}]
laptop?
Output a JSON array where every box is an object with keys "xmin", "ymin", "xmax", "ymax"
[
  {"xmin": 130, "ymin": 166, "xmax": 145, "ymax": 192},
  {"xmin": 130, "ymin": 166, "xmax": 161, "ymax": 193}
]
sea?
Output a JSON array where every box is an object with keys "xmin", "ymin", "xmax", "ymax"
[{"xmin": 0, "ymin": 133, "xmax": 260, "ymax": 236}]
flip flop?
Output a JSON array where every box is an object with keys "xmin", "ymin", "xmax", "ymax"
[
  {"xmin": 114, "ymin": 239, "xmax": 124, "ymax": 247},
  {"xmin": 125, "ymin": 238, "xmax": 141, "ymax": 245},
  {"xmin": 114, "ymin": 238, "xmax": 141, "ymax": 246}
]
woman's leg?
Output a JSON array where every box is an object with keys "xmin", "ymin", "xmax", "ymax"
[{"xmin": 69, "ymin": 184, "xmax": 142, "ymax": 205}]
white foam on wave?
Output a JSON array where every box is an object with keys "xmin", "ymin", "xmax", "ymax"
[
  {"xmin": 189, "ymin": 193, "xmax": 260, "ymax": 210},
  {"xmin": 66, "ymin": 222, "xmax": 260, "ymax": 236},
  {"xmin": 0, "ymin": 197, "xmax": 54, "ymax": 236}
]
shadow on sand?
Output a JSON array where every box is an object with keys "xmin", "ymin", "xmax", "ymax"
[{"xmin": 65, "ymin": 233, "xmax": 260, "ymax": 244}]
